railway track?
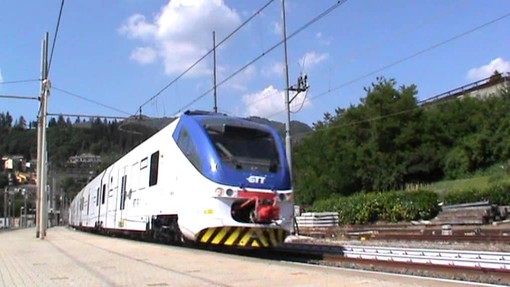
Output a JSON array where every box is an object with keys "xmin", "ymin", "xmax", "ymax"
[
  {"xmin": 298, "ymin": 226, "xmax": 510, "ymax": 243},
  {"xmin": 271, "ymin": 242, "xmax": 510, "ymax": 285}
]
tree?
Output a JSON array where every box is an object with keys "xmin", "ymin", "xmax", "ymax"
[
  {"xmin": 294, "ymin": 77, "xmax": 425, "ymax": 203},
  {"xmin": 14, "ymin": 116, "xmax": 27, "ymax": 130}
]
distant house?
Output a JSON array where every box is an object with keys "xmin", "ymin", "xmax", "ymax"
[
  {"xmin": 68, "ymin": 153, "xmax": 102, "ymax": 166},
  {"xmin": 2, "ymin": 155, "xmax": 25, "ymax": 171},
  {"xmin": 419, "ymin": 72, "xmax": 509, "ymax": 106}
]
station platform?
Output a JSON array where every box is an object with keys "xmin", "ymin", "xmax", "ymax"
[{"xmin": 0, "ymin": 227, "xmax": 482, "ymax": 287}]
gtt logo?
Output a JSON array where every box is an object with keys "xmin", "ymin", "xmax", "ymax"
[{"xmin": 247, "ymin": 175, "xmax": 266, "ymax": 184}]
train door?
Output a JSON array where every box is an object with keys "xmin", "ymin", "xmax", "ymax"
[
  {"xmin": 119, "ymin": 165, "xmax": 128, "ymax": 227},
  {"xmin": 112, "ymin": 167, "xmax": 121, "ymax": 228},
  {"xmin": 104, "ymin": 167, "xmax": 114, "ymax": 228}
]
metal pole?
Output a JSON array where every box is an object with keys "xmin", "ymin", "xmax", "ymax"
[
  {"xmin": 213, "ymin": 31, "xmax": 218, "ymax": 113},
  {"xmin": 3, "ymin": 187, "xmax": 6, "ymax": 224},
  {"xmin": 8, "ymin": 195, "xmax": 12, "ymax": 228},
  {"xmin": 39, "ymin": 32, "xmax": 49, "ymax": 239},
  {"xmin": 20, "ymin": 207, "xmax": 23, "ymax": 228},
  {"xmin": 282, "ymin": 0, "xmax": 292, "ymax": 179},
  {"xmin": 36, "ymin": 34, "xmax": 46, "ymax": 237},
  {"xmin": 23, "ymin": 192, "xmax": 27, "ymax": 228}
]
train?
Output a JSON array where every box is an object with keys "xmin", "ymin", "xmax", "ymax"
[{"xmin": 69, "ymin": 111, "xmax": 294, "ymax": 248}]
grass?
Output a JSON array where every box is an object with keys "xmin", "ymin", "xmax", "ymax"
[
  {"xmin": 415, "ymin": 162, "xmax": 510, "ymax": 199},
  {"xmin": 426, "ymin": 176, "xmax": 492, "ymax": 193}
]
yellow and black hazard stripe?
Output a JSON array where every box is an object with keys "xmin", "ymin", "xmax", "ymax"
[{"xmin": 196, "ymin": 227, "xmax": 287, "ymax": 248}]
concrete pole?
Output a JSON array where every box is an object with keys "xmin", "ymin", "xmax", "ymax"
[
  {"xmin": 282, "ymin": 0, "xmax": 292, "ymax": 180},
  {"xmin": 3, "ymin": 187, "xmax": 6, "ymax": 223},
  {"xmin": 23, "ymin": 190, "xmax": 27, "ymax": 228},
  {"xmin": 213, "ymin": 31, "xmax": 218, "ymax": 113},
  {"xmin": 38, "ymin": 32, "xmax": 49, "ymax": 239}
]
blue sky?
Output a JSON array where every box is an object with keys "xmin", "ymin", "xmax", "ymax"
[{"xmin": 1, "ymin": 0, "xmax": 509, "ymax": 126}]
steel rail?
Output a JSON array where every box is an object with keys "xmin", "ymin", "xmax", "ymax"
[{"xmin": 281, "ymin": 243, "xmax": 510, "ymax": 271}]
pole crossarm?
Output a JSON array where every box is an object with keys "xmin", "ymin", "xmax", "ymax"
[
  {"xmin": 0, "ymin": 94, "xmax": 40, "ymax": 101},
  {"xmin": 47, "ymin": 112, "xmax": 129, "ymax": 120}
]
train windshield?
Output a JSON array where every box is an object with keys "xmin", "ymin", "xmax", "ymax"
[{"xmin": 206, "ymin": 125, "xmax": 280, "ymax": 173}]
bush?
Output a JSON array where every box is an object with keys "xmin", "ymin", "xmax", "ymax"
[
  {"xmin": 312, "ymin": 190, "xmax": 439, "ymax": 225},
  {"xmin": 443, "ymin": 180, "xmax": 510, "ymax": 205}
]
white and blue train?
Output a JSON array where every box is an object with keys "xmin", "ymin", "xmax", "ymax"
[{"xmin": 69, "ymin": 111, "xmax": 293, "ymax": 248}]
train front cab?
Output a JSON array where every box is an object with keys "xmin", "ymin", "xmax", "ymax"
[{"xmin": 174, "ymin": 113, "xmax": 293, "ymax": 248}]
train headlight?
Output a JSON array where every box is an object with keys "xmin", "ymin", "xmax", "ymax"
[
  {"xmin": 215, "ymin": 187, "xmax": 224, "ymax": 196},
  {"xmin": 214, "ymin": 187, "xmax": 238, "ymax": 198}
]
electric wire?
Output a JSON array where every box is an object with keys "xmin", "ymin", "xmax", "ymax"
[
  {"xmin": 136, "ymin": 0, "xmax": 276, "ymax": 115},
  {"xmin": 240, "ymin": 2, "xmax": 492, "ymax": 116},
  {"xmin": 0, "ymin": 79, "xmax": 41, "ymax": 85},
  {"xmin": 263, "ymin": 10, "xmax": 510, "ymax": 120},
  {"xmin": 290, "ymin": 89, "xmax": 309, "ymax": 114},
  {"xmin": 47, "ymin": 0, "xmax": 65, "ymax": 76},
  {"xmin": 174, "ymin": 0, "xmax": 348, "ymax": 114},
  {"xmin": 52, "ymin": 86, "xmax": 132, "ymax": 116},
  {"xmin": 289, "ymin": 92, "xmax": 467, "ymax": 139}
]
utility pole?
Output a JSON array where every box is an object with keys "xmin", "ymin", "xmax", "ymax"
[
  {"xmin": 213, "ymin": 31, "xmax": 218, "ymax": 113},
  {"xmin": 3, "ymin": 187, "xmax": 6, "ymax": 225},
  {"xmin": 37, "ymin": 32, "xmax": 50, "ymax": 239},
  {"xmin": 282, "ymin": 0, "xmax": 292, "ymax": 178}
]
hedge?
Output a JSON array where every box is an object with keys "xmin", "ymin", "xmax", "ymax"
[
  {"xmin": 443, "ymin": 180, "xmax": 510, "ymax": 205},
  {"xmin": 311, "ymin": 180, "xmax": 510, "ymax": 225},
  {"xmin": 312, "ymin": 190, "xmax": 439, "ymax": 225}
]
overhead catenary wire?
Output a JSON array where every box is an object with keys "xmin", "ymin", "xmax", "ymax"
[
  {"xmin": 286, "ymin": 92, "xmax": 469, "ymax": 140},
  {"xmin": 242, "ymin": 5, "xmax": 504, "ymax": 116},
  {"xmin": 47, "ymin": 0, "xmax": 65, "ymax": 76},
  {"xmin": 0, "ymin": 79, "xmax": 41, "ymax": 85},
  {"xmin": 263, "ymin": 10, "xmax": 510, "ymax": 120},
  {"xmin": 136, "ymin": 0, "xmax": 277, "ymax": 115},
  {"xmin": 53, "ymin": 86, "xmax": 132, "ymax": 116},
  {"xmin": 174, "ymin": 0, "xmax": 348, "ymax": 115}
]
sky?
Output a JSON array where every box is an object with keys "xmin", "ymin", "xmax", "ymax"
[{"xmin": 1, "ymin": 0, "xmax": 509, "ymax": 126}]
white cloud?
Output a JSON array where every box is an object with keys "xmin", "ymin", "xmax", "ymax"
[
  {"xmin": 315, "ymin": 32, "xmax": 331, "ymax": 46},
  {"xmin": 467, "ymin": 57, "xmax": 510, "ymax": 81},
  {"xmin": 119, "ymin": 0, "xmax": 241, "ymax": 76},
  {"xmin": 298, "ymin": 51, "xmax": 329, "ymax": 70},
  {"xmin": 130, "ymin": 47, "xmax": 157, "ymax": 64},
  {"xmin": 118, "ymin": 14, "xmax": 157, "ymax": 40},
  {"xmin": 262, "ymin": 61, "xmax": 284, "ymax": 78},
  {"xmin": 272, "ymin": 21, "xmax": 282, "ymax": 35},
  {"xmin": 242, "ymin": 85, "xmax": 311, "ymax": 117},
  {"xmin": 220, "ymin": 64, "xmax": 257, "ymax": 92},
  {"xmin": 0, "ymin": 68, "xmax": 3, "ymax": 83}
]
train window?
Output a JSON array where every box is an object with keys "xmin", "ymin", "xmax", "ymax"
[
  {"xmin": 120, "ymin": 175, "xmax": 126, "ymax": 210},
  {"xmin": 140, "ymin": 157, "xmax": 148, "ymax": 170},
  {"xmin": 87, "ymin": 194, "xmax": 90, "ymax": 215},
  {"xmin": 177, "ymin": 128, "xmax": 201, "ymax": 170},
  {"xmin": 206, "ymin": 125, "xmax": 280, "ymax": 173},
  {"xmin": 149, "ymin": 151, "xmax": 159, "ymax": 186},
  {"xmin": 101, "ymin": 184, "xmax": 106, "ymax": 204}
]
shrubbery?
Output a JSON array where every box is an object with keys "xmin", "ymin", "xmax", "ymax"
[
  {"xmin": 443, "ymin": 180, "xmax": 510, "ymax": 205},
  {"xmin": 313, "ymin": 190, "xmax": 439, "ymax": 225},
  {"xmin": 311, "ymin": 180, "xmax": 510, "ymax": 225}
]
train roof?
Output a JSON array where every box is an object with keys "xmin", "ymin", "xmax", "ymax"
[{"xmin": 182, "ymin": 110, "xmax": 275, "ymax": 132}]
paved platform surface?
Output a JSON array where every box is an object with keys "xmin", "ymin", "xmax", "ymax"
[{"xmin": 0, "ymin": 227, "xmax": 490, "ymax": 287}]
